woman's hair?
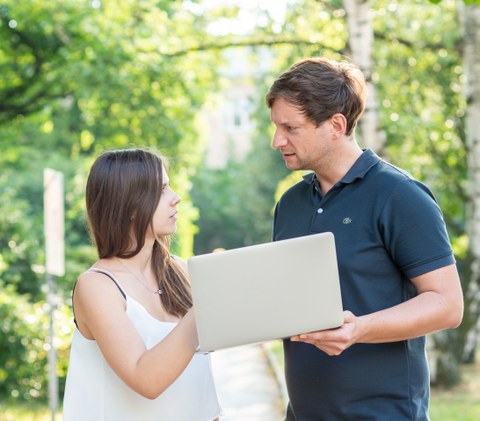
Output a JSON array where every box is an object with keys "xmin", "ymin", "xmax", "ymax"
[
  {"xmin": 265, "ymin": 56, "xmax": 367, "ymax": 136},
  {"xmin": 86, "ymin": 148, "xmax": 192, "ymax": 317}
]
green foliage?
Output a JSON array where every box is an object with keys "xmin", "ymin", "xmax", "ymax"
[
  {"xmin": 430, "ymin": 0, "xmax": 480, "ymax": 4},
  {"xmin": 0, "ymin": 0, "xmax": 222, "ymax": 403},
  {"xmin": 0, "ymin": 0, "xmax": 221, "ymax": 280},
  {"xmin": 373, "ymin": 0, "xmax": 467, "ymax": 237},
  {"xmin": 0, "ymin": 173, "xmax": 43, "ymax": 299},
  {"xmin": 191, "ymin": 162, "xmax": 245, "ymax": 253},
  {"xmin": 191, "ymin": 73, "xmax": 289, "ymax": 253},
  {"xmin": 0, "ymin": 282, "xmax": 73, "ymax": 402}
]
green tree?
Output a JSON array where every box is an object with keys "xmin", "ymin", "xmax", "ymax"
[
  {"xmin": 0, "ymin": 282, "xmax": 72, "ymax": 401},
  {"xmin": 190, "ymin": 0, "xmax": 477, "ymax": 387},
  {"xmin": 0, "ymin": 0, "xmax": 222, "ymax": 403},
  {"xmin": 0, "ymin": 0, "xmax": 221, "ymax": 295}
]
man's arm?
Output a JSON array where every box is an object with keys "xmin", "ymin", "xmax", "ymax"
[{"xmin": 291, "ymin": 264, "xmax": 464, "ymax": 356}]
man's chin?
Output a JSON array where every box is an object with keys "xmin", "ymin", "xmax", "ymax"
[{"xmin": 285, "ymin": 161, "xmax": 301, "ymax": 171}]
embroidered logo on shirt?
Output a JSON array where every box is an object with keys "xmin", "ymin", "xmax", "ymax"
[{"xmin": 342, "ymin": 217, "xmax": 352, "ymax": 224}]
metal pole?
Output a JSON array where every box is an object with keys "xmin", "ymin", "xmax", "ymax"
[
  {"xmin": 47, "ymin": 272, "xmax": 58, "ymax": 421},
  {"xmin": 43, "ymin": 168, "xmax": 64, "ymax": 421}
]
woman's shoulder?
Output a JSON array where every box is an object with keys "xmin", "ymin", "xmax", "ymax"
[
  {"xmin": 77, "ymin": 265, "xmax": 112, "ymax": 284},
  {"xmin": 75, "ymin": 265, "xmax": 125, "ymax": 299}
]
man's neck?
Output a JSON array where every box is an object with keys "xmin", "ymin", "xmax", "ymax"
[{"xmin": 315, "ymin": 141, "xmax": 363, "ymax": 195}]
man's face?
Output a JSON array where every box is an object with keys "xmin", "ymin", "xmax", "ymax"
[{"xmin": 270, "ymin": 97, "xmax": 332, "ymax": 172}]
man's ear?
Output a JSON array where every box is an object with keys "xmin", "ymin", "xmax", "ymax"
[{"xmin": 330, "ymin": 113, "xmax": 347, "ymax": 139}]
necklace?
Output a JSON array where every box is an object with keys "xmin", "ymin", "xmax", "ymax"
[{"xmin": 116, "ymin": 258, "xmax": 163, "ymax": 295}]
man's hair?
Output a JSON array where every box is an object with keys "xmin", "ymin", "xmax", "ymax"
[
  {"xmin": 266, "ymin": 56, "xmax": 367, "ymax": 136},
  {"xmin": 86, "ymin": 148, "xmax": 192, "ymax": 317}
]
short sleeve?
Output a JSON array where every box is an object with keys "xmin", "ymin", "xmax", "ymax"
[{"xmin": 379, "ymin": 178, "xmax": 455, "ymax": 279}]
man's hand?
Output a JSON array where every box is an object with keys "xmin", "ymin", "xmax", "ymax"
[{"xmin": 290, "ymin": 311, "xmax": 359, "ymax": 356}]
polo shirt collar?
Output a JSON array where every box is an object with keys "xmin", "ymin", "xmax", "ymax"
[
  {"xmin": 302, "ymin": 148, "xmax": 380, "ymax": 186},
  {"xmin": 341, "ymin": 148, "xmax": 380, "ymax": 183}
]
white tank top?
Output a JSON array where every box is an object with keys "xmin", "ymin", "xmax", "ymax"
[{"xmin": 62, "ymin": 269, "xmax": 222, "ymax": 421}]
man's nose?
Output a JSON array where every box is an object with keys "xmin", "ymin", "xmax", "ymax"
[{"xmin": 272, "ymin": 130, "xmax": 287, "ymax": 149}]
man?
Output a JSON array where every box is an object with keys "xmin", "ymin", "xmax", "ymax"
[{"xmin": 266, "ymin": 57, "xmax": 464, "ymax": 420}]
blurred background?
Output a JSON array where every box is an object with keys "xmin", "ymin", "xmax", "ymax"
[{"xmin": 1, "ymin": 0, "xmax": 480, "ymax": 419}]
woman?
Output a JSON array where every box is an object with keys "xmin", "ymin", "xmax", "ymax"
[{"xmin": 63, "ymin": 148, "xmax": 222, "ymax": 420}]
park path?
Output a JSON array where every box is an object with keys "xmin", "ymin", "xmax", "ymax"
[{"xmin": 211, "ymin": 343, "xmax": 287, "ymax": 421}]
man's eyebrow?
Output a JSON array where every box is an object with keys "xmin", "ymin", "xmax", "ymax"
[{"xmin": 278, "ymin": 121, "xmax": 298, "ymax": 127}]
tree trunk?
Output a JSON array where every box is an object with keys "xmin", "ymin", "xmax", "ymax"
[
  {"xmin": 460, "ymin": 0, "xmax": 480, "ymax": 364},
  {"xmin": 416, "ymin": 0, "xmax": 480, "ymax": 388},
  {"xmin": 343, "ymin": 0, "xmax": 385, "ymax": 153}
]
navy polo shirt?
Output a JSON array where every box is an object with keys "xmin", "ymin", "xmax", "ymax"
[{"xmin": 273, "ymin": 149, "xmax": 455, "ymax": 421}]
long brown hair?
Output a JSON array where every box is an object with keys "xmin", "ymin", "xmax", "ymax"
[
  {"xmin": 86, "ymin": 148, "xmax": 192, "ymax": 317},
  {"xmin": 266, "ymin": 56, "xmax": 367, "ymax": 136}
]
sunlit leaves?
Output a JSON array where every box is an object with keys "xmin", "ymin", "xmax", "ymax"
[{"xmin": 0, "ymin": 284, "xmax": 73, "ymax": 401}]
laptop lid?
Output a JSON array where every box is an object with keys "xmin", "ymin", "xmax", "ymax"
[{"xmin": 188, "ymin": 232, "xmax": 343, "ymax": 352}]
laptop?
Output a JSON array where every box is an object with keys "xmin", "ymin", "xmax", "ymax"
[{"xmin": 188, "ymin": 232, "xmax": 343, "ymax": 352}]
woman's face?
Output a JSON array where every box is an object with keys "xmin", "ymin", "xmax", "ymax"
[{"xmin": 150, "ymin": 166, "xmax": 181, "ymax": 238}]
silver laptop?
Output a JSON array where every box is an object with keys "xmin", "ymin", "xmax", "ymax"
[{"xmin": 188, "ymin": 232, "xmax": 343, "ymax": 352}]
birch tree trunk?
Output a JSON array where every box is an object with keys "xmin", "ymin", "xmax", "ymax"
[
  {"xmin": 460, "ymin": 0, "xmax": 480, "ymax": 363},
  {"xmin": 343, "ymin": 0, "xmax": 385, "ymax": 153},
  {"xmin": 431, "ymin": 1, "xmax": 480, "ymax": 386}
]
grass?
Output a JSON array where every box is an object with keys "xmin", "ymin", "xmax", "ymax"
[
  {"xmin": 0, "ymin": 402, "xmax": 62, "ymax": 421},
  {"xmin": 265, "ymin": 340, "xmax": 480, "ymax": 421},
  {"xmin": 429, "ymin": 359, "xmax": 480, "ymax": 420}
]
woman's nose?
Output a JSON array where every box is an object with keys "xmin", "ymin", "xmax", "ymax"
[{"xmin": 172, "ymin": 190, "xmax": 181, "ymax": 205}]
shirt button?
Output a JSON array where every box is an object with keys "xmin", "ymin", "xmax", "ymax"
[{"xmin": 317, "ymin": 208, "xmax": 324, "ymax": 214}]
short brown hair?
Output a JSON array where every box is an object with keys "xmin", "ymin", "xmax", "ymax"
[
  {"xmin": 86, "ymin": 148, "xmax": 192, "ymax": 317},
  {"xmin": 266, "ymin": 57, "xmax": 367, "ymax": 136}
]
